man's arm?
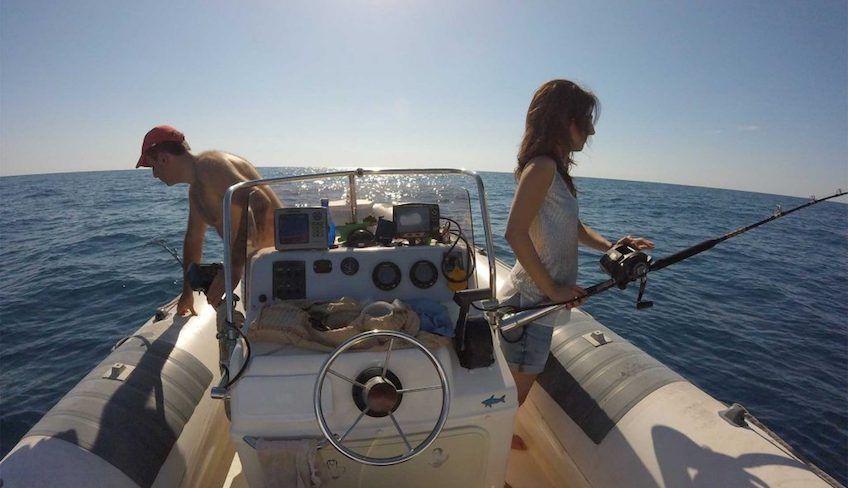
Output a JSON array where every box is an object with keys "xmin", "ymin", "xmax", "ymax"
[
  {"xmin": 225, "ymin": 188, "xmax": 278, "ymax": 288},
  {"xmin": 178, "ymin": 201, "xmax": 206, "ymax": 315},
  {"xmin": 243, "ymin": 186, "xmax": 280, "ymax": 249},
  {"xmin": 196, "ymin": 156, "xmax": 280, "ymax": 307},
  {"xmin": 226, "ymin": 188, "xmax": 252, "ymax": 283}
]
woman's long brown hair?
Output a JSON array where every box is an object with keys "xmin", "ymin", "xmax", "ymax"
[{"xmin": 516, "ymin": 79, "xmax": 599, "ymax": 195}]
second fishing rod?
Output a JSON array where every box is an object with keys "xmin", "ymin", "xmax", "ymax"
[{"xmin": 493, "ymin": 189, "xmax": 846, "ymax": 333}]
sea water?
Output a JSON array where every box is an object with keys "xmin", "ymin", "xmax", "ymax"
[{"xmin": 1, "ymin": 168, "xmax": 846, "ymax": 483}]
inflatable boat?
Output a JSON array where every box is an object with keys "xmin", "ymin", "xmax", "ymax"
[{"xmin": 1, "ymin": 169, "xmax": 839, "ymax": 487}]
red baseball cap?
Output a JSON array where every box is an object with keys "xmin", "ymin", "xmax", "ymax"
[{"xmin": 135, "ymin": 125, "xmax": 186, "ymax": 168}]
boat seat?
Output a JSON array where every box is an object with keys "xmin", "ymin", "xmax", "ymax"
[{"xmin": 247, "ymin": 297, "xmax": 453, "ymax": 354}]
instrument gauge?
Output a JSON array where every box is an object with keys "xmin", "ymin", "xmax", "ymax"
[
  {"xmin": 341, "ymin": 257, "xmax": 359, "ymax": 276},
  {"xmin": 372, "ymin": 262, "xmax": 402, "ymax": 290},
  {"xmin": 410, "ymin": 260, "xmax": 438, "ymax": 288}
]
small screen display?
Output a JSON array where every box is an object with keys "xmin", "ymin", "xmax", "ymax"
[
  {"xmin": 618, "ymin": 244, "xmax": 636, "ymax": 255},
  {"xmin": 396, "ymin": 207, "xmax": 429, "ymax": 233},
  {"xmin": 279, "ymin": 214, "xmax": 310, "ymax": 244}
]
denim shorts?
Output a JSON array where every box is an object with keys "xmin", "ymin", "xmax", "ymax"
[
  {"xmin": 498, "ymin": 293, "xmax": 562, "ymax": 374},
  {"xmin": 500, "ymin": 322, "xmax": 554, "ymax": 374}
]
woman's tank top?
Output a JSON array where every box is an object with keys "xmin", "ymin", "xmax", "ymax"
[{"xmin": 507, "ymin": 171, "xmax": 579, "ymax": 305}]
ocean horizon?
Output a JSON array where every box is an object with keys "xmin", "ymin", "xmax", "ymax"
[
  {"xmin": 1, "ymin": 167, "xmax": 846, "ymax": 483},
  {"xmin": 2, "ymin": 166, "xmax": 846, "ymax": 204}
]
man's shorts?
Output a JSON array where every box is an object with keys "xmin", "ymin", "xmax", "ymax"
[{"xmin": 497, "ymin": 293, "xmax": 570, "ymax": 375}]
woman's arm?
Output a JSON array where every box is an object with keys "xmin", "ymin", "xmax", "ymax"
[
  {"xmin": 579, "ymin": 221, "xmax": 656, "ymax": 252},
  {"xmin": 505, "ymin": 159, "xmax": 558, "ymax": 297},
  {"xmin": 505, "ymin": 158, "xmax": 585, "ymax": 305},
  {"xmin": 578, "ymin": 221, "xmax": 613, "ymax": 252}
]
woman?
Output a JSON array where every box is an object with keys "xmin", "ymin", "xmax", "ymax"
[{"xmin": 501, "ymin": 79, "xmax": 654, "ymax": 448}]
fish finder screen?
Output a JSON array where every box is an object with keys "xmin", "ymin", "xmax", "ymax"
[
  {"xmin": 279, "ymin": 214, "xmax": 310, "ymax": 244},
  {"xmin": 394, "ymin": 205, "xmax": 430, "ymax": 236},
  {"xmin": 395, "ymin": 207, "xmax": 429, "ymax": 234}
]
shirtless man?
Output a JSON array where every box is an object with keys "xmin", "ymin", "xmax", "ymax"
[{"xmin": 136, "ymin": 125, "xmax": 282, "ymax": 315}]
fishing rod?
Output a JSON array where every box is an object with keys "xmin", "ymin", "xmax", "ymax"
[
  {"xmin": 150, "ymin": 238, "xmax": 221, "ymax": 293},
  {"xmin": 151, "ymin": 238, "xmax": 183, "ymax": 267},
  {"xmin": 495, "ymin": 189, "xmax": 846, "ymax": 332}
]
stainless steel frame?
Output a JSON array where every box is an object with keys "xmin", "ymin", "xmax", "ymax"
[
  {"xmin": 217, "ymin": 168, "xmax": 496, "ymax": 373},
  {"xmin": 313, "ymin": 329, "xmax": 450, "ymax": 466}
]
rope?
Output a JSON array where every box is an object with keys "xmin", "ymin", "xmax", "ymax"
[{"xmin": 742, "ymin": 409, "xmax": 844, "ymax": 487}]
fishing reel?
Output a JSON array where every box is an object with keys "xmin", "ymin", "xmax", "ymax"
[
  {"xmin": 187, "ymin": 262, "xmax": 222, "ymax": 294},
  {"xmin": 600, "ymin": 244, "xmax": 650, "ymax": 288},
  {"xmin": 600, "ymin": 244, "xmax": 653, "ymax": 309}
]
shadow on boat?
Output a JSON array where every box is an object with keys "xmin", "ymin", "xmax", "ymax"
[
  {"xmin": 652, "ymin": 424, "xmax": 807, "ymax": 487},
  {"xmin": 4, "ymin": 311, "xmax": 211, "ymax": 487}
]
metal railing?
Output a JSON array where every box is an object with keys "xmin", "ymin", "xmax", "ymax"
[{"xmin": 217, "ymin": 167, "xmax": 496, "ymax": 372}]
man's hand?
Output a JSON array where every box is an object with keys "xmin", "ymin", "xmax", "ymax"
[
  {"xmin": 206, "ymin": 268, "xmax": 226, "ymax": 308},
  {"xmin": 615, "ymin": 235, "xmax": 655, "ymax": 251},
  {"xmin": 177, "ymin": 291, "xmax": 197, "ymax": 316}
]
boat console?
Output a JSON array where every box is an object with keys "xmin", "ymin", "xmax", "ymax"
[
  {"xmin": 247, "ymin": 245, "xmax": 458, "ymax": 311},
  {"xmin": 218, "ymin": 170, "xmax": 517, "ymax": 487}
]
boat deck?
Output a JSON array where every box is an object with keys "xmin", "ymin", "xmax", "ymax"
[
  {"xmin": 506, "ymin": 394, "xmax": 590, "ymax": 488},
  {"xmin": 221, "ymin": 391, "xmax": 588, "ymax": 488}
]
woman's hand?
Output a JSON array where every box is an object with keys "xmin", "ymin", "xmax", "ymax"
[
  {"xmin": 547, "ymin": 284, "xmax": 588, "ymax": 309},
  {"xmin": 615, "ymin": 235, "xmax": 655, "ymax": 251}
]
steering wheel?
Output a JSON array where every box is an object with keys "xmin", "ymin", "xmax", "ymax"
[{"xmin": 313, "ymin": 330, "xmax": 451, "ymax": 466}]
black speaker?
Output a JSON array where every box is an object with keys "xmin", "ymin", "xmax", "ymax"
[{"xmin": 375, "ymin": 217, "xmax": 395, "ymax": 246}]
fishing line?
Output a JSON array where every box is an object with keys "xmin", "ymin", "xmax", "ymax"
[
  {"xmin": 150, "ymin": 238, "xmax": 184, "ymax": 268},
  {"xmin": 490, "ymin": 189, "xmax": 846, "ymax": 316},
  {"xmin": 150, "ymin": 239, "xmax": 251, "ymax": 388}
]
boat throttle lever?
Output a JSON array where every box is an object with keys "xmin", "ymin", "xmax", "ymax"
[
  {"xmin": 453, "ymin": 287, "xmax": 494, "ymax": 351},
  {"xmin": 453, "ymin": 287, "xmax": 496, "ymax": 369}
]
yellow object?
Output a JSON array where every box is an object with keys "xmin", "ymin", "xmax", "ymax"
[{"xmin": 447, "ymin": 263, "xmax": 468, "ymax": 291}]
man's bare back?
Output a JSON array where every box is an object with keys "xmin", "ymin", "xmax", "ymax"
[
  {"xmin": 190, "ymin": 151, "xmax": 279, "ymax": 243},
  {"xmin": 135, "ymin": 126, "xmax": 281, "ymax": 315}
]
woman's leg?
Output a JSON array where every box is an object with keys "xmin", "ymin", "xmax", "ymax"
[
  {"xmin": 512, "ymin": 369, "xmax": 538, "ymax": 406},
  {"xmin": 509, "ymin": 369, "xmax": 538, "ymax": 450},
  {"xmin": 502, "ymin": 323, "xmax": 553, "ymax": 450}
]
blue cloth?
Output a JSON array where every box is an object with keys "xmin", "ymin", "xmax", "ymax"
[{"xmin": 406, "ymin": 299, "xmax": 454, "ymax": 337}]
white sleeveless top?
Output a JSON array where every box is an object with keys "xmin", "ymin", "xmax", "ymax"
[{"xmin": 507, "ymin": 173, "xmax": 579, "ymax": 305}]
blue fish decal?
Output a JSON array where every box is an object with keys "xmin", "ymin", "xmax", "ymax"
[{"xmin": 481, "ymin": 394, "xmax": 506, "ymax": 408}]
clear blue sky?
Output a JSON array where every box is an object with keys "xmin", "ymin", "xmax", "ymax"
[{"xmin": 2, "ymin": 0, "xmax": 846, "ymax": 198}]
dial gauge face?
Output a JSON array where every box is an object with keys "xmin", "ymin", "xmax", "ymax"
[
  {"xmin": 372, "ymin": 262, "xmax": 402, "ymax": 290},
  {"xmin": 341, "ymin": 257, "xmax": 359, "ymax": 276},
  {"xmin": 410, "ymin": 260, "xmax": 438, "ymax": 288}
]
